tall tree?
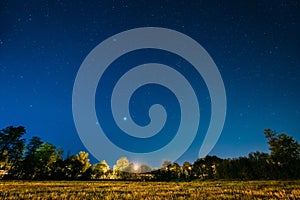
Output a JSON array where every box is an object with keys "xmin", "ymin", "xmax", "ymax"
[
  {"xmin": 264, "ymin": 129, "xmax": 300, "ymax": 162},
  {"xmin": 192, "ymin": 155, "xmax": 222, "ymax": 180},
  {"xmin": 248, "ymin": 151, "xmax": 271, "ymax": 179},
  {"xmin": 26, "ymin": 137, "xmax": 43, "ymax": 157},
  {"xmin": 182, "ymin": 161, "xmax": 193, "ymax": 180},
  {"xmin": 34, "ymin": 142, "xmax": 63, "ymax": 179},
  {"xmin": 264, "ymin": 129, "xmax": 300, "ymax": 178},
  {"xmin": 0, "ymin": 126, "xmax": 26, "ymax": 173},
  {"xmin": 21, "ymin": 137, "xmax": 43, "ymax": 179},
  {"xmin": 65, "ymin": 151, "xmax": 91, "ymax": 179}
]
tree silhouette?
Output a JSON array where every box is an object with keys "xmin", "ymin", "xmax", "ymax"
[
  {"xmin": 20, "ymin": 136, "xmax": 43, "ymax": 179},
  {"xmin": 0, "ymin": 126, "xmax": 26, "ymax": 174},
  {"xmin": 65, "ymin": 151, "xmax": 91, "ymax": 179},
  {"xmin": 248, "ymin": 151, "xmax": 271, "ymax": 179},
  {"xmin": 1, "ymin": 125, "xmax": 300, "ymax": 180},
  {"xmin": 33, "ymin": 142, "xmax": 63, "ymax": 179},
  {"xmin": 264, "ymin": 128, "xmax": 300, "ymax": 179}
]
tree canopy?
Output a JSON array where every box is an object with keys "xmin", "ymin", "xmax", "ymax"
[{"xmin": 1, "ymin": 126, "xmax": 299, "ymax": 180}]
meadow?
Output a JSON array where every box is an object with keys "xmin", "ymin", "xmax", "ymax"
[{"xmin": 0, "ymin": 180, "xmax": 299, "ymax": 199}]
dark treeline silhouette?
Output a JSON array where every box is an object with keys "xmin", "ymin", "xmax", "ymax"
[{"xmin": 1, "ymin": 126, "xmax": 299, "ymax": 181}]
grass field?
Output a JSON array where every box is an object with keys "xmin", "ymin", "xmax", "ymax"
[{"xmin": 0, "ymin": 180, "xmax": 299, "ymax": 199}]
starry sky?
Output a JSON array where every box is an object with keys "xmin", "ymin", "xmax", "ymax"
[{"xmin": 1, "ymin": 0, "xmax": 300, "ymax": 167}]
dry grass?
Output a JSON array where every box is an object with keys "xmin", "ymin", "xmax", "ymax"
[{"xmin": 0, "ymin": 180, "xmax": 299, "ymax": 199}]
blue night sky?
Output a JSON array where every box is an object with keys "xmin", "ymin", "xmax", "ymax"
[{"xmin": 1, "ymin": 1, "xmax": 300, "ymax": 167}]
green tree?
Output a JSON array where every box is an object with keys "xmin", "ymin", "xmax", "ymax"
[
  {"xmin": 264, "ymin": 129, "xmax": 300, "ymax": 162},
  {"xmin": 0, "ymin": 126, "xmax": 26, "ymax": 175},
  {"xmin": 92, "ymin": 160, "xmax": 110, "ymax": 179},
  {"xmin": 152, "ymin": 161, "xmax": 173, "ymax": 181},
  {"xmin": 248, "ymin": 151, "xmax": 271, "ymax": 179},
  {"xmin": 154, "ymin": 161, "xmax": 183, "ymax": 181},
  {"xmin": 113, "ymin": 157, "xmax": 130, "ymax": 179},
  {"xmin": 192, "ymin": 156, "xmax": 222, "ymax": 180},
  {"xmin": 65, "ymin": 151, "xmax": 91, "ymax": 179},
  {"xmin": 20, "ymin": 136, "xmax": 43, "ymax": 179},
  {"xmin": 264, "ymin": 129, "xmax": 300, "ymax": 178},
  {"xmin": 34, "ymin": 142, "xmax": 63, "ymax": 179},
  {"xmin": 168, "ymin": 162, "xmax": 182, "ymax": 180},
  {"xmin": 26, "ymin": 137, "xmax": 43, "ymax": 157},
  {"xmin": 113, "ymin": 157, "xmax": 129, "ymax": 172},
  {"xmin": 181, "ymin": 161, "xmax": 193, "ymax": 180}
]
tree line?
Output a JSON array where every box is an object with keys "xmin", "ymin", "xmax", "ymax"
[{"xmin": 1, "ymin": 126, "xmax": 299, "ymax": 180}]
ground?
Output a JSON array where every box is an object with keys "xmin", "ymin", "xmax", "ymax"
[{"xmin": 0, "ymin": 180, "xmax": 299, "ymax": 199}]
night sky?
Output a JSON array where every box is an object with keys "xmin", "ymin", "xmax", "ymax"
[{"xmin": 1, "ymin": 1, "xmax": 300, "ymax": 167}]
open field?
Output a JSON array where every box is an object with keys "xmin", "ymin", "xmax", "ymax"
[{"xmin": 0, "ymin": 180, "xmax": 299, "ymax": 199}]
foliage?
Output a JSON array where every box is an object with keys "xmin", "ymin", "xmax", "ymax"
[
  {"xmin": 20, "ymin": 136, "xmax": 43, "ymax": 179},
  {"xmin": 264, "ymin": 128, "xmax": 300, "ymax": 179},
  {"xmin": 65, "ymin": 151, "xmax": 91, "ymax": 179},
  {"xmin": 92, "ymin": 160, "xmax": 110, "ymax": 179},
  {"xmin": 1, "ymin": 125, "xmax": 300, "ymax": 181},
  {"xmin": 113, "ymin": 157, "xmax": 129, "ymax": 172},
  {"xmin": 0, "ymin": 126, "xmax": 26, "ymax": 173}
]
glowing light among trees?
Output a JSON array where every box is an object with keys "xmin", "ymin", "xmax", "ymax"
[{"xmin": 133, "ymin": 163, "xmax": 140, "ymax": 171}]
